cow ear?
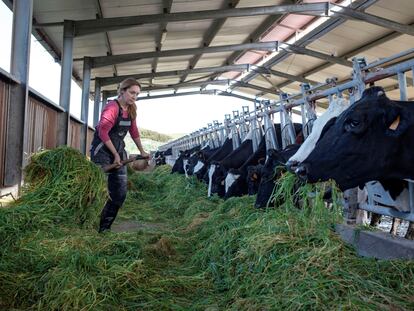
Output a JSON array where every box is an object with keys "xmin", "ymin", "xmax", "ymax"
[{"xmin": 385, "ymin": 106, "xmax": 409, "ymax": 136}]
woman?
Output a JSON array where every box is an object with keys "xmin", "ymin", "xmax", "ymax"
[{"xmin": 90, "ymin": 78, "xmax": 149, "ymax": 233}]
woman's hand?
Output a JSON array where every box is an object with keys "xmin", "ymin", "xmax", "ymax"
[
  {"xmin": 113, "ymin": 153, "xmax": 122, "ymax": 167},
  {"xmin": 140, "ymin": 151, "xmax": 150, "ymax": 159}
]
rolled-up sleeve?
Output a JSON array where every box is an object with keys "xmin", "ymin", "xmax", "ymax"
[{"xmin": 97, "ymin": 101, "xmax": 118, "ymax": 142}]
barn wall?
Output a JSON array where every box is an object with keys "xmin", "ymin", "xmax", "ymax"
[{"xmin": 0, "ymin": 79, "xmax": 10, "ymax": 188}]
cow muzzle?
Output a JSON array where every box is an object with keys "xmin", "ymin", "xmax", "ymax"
[
  {"xmin": 286, "ymin": 160, "xmax": 299, "ymax": 173},
  {"xmin": 294, "ymin": 163, "xmax": 309, "ymax": 181}
]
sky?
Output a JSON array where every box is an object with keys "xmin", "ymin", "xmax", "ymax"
[{"xmin": 0, "ymin": 2, "xmax": 256, "ymax": 135}]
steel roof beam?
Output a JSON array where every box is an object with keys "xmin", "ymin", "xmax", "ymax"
[
  {"xmin": 57, "ymin": 3, "xmax": 329, "ymax": 36},
  {"xmin": 280, "ymin": 43, "xmax": 353, "ymax": 67},
  {"xmin": 232, "ymin": 81, "xmax": 279, "ymax": 94},
  {"xmin": 97, "ymin": 64, "xmax": 250, "ymax": 87},
  {"xmin": 104, "ymin": 79, "xmax": 278, "ymax": 94},
  {"xmin": 210, "ymin": 0, "xmax": 295, "ymax": 82},
  {"xmin": 96, "ymin": 62, "xmax": 317, "ymax": 88},
  {"xmin": 179, "ymin": 0, "xmax": 241, "ymax": 83},
  {"xmin": 331, "ymin": 5, "xmax": 414, "ymax": 36},
  {"xmin": 94, "ymin": 0, "xmax": 117, "ymax": 76},
  {"xmin": 107, "ymin": 88, "xmax": 258, "ymax": 103},
  {"xmin": 277, "ymin": 23, "xmax": 414, "ymax": 89},
  {"xmin": 152, "ymin": 0, "xmax": 173, "ymax": 74},
  {"xmin": 237, "ymin": 0, "xmax": 379, "ymax": 87},
  {"xmin": 78, "ymin": 41, "xmax": 279, "ymax": 68},
  {"xmin": 251, "ymin": 65, "xmax": 318, "ymax": 84},
  {"xmin": 138, "ymin": 90, "xmax": 216, "ymax": 101}
]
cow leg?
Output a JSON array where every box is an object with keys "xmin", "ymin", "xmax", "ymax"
[
  {"xmin": 404, "ymin": 222, "xmax": 414, "ymax": 240},
  {"xmin": 343, "ymin": 188, "xmax": 358, "ymax": 224},
  {"xmin": 370, "ymin": 213, "xmax": 381, "ymax": 227},
  {"xmin": 390, "ymin": 218, "xmax": 402, "ymax": 236},
  {"xmin": 355, "ymin": 209, "xmax": 369, "ymax": 225}
]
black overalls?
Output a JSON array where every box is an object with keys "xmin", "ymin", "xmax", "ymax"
[{"xmin": 91, "ymin": 100, "xmax": 131, "ymax": 232}]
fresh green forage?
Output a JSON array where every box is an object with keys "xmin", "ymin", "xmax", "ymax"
[{"xmin": 0, "ymin": 162, "xmax": 413, "ymax": 310}]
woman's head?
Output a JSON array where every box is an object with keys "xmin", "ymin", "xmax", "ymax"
[{"xmin": 118, "ymin": 78, "xmax": 141, "ymax": 119}]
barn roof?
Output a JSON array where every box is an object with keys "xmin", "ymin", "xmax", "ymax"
[{"xmin": 7, "ymin": 0, "xmax": 414, "ymax": 106}]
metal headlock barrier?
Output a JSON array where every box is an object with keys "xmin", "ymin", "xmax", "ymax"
[{"xmin": 159, "ymin": 48, "xmax": 414, "ymax": 222}]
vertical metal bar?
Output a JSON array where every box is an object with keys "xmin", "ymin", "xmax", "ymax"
[
  {"xmin": 80, "ymin": 57, "xmax": 92, "ymax": 154},
  {"xmin": 411, "ymin": 67, "xmax": 414, "ymax": 87},
  {"xmin": 93, "ymin": 78, "xmax": 101, "ymax": 127},
  {"xmin": 352, "ymin": 57, "xmax": 367, "ymax": 101},
  {"xmin": 397, "ymin": 70, "xmax": 414, "ymax": 214},
  {"xmin": 58, "ymin": 20, "xmax": 75, "ymax": 146},
  {"xmin": 5, "ymin": 0, "xmax": 33, "ymax": 187},
  {"xmin": 263, "ymin": 112, "xmax": 278, "ymax": 151},
  {"xmin": 398, "ymin": 72, "xmax": 407, "ymax": 101}
]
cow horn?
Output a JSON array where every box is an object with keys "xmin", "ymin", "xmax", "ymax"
[
  {"xmin": 377, "ymin": 90, "xmax": 384, "ymax": 96},
  {"xmin": 388, "ymin": 115, "xmax": 400, "ymax": 130}
]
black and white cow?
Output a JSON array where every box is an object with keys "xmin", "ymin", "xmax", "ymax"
[
  {"xmin": 171, "ymin": 145, "xmax": 200, "ymax": 174},
  {"xmin": 295, "ymin": 87, "xmax": 414, "ymax": 188},
  {"xmin": 208, "ymin": 132, "xmax": 254, "ymax": 197},
  {"xmin": 254, "ymin": 144, "xmax": 301, "ymax": 208},
  {"xmin": 186, "ymin": 144, "xmax": 219, "ymax": 177},
  {"xmin": 194, "ymin": 137, "xmax": 234, "ymax": 182},
  {"xmin": 224, "ymin": 135, "xmax": 267, "ymax": 199},
  {"xmin": 292, "ymin": 87, "xmax": 414, "ymax": 239},
  {"xmin": 154, "ymin": 148, "xmax": 172, "ymax": 166}
]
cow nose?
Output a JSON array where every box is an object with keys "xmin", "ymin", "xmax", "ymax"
[
  {"xmin": 286, "ymin": 160, "xmax": 299, "ymax": 172},
  {"xmin": 295, "ymin": 163, "xmax": 309, "ymax": 180}
]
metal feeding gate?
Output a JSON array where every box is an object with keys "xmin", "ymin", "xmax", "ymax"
[{"xmin": 159, "ymin": 48, "xmax": 414, "ymax": 225}]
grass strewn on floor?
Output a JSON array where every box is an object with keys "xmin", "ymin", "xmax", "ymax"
[{"xmin": 0, "ymin": 151, "xmax": 413, "ymax": 310}]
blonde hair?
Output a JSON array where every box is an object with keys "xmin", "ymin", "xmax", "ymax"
[{"xmin": 118, "ymin": 78, "xmax": 141, "ymax": 120}]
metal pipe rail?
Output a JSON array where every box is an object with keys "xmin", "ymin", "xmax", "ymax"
[{"xmin": 161, "ymin": 51, "xmax": 414, "ymax": 153}]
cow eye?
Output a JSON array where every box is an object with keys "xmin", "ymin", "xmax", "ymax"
[{"xmin": 350, "ymin": 120, "xmax": 360, "ymax": 128}]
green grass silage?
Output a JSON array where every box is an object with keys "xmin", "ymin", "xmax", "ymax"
[{"xmin": 0, "ymin": 155, "xmax": 413, "ymax": 310}]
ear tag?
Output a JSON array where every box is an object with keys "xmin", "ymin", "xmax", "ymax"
[{"xmin": 388, "ymin": 115, "xmax": 400, "ymax": 131}]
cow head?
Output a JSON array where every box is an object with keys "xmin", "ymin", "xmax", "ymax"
[
  {"xmin": 255, "ymin": 145, "xmax": 300, "ymax": 208},
  {"xmin": 286, "ymin": 97, "xmax": 350, "ymax": 172},
  {"xmin": 247, "ymin": 164, "xmax": 264, "ymax": 195},
  {"xmin": 295, "ymin": 86, "xmax": 412, "ymax": 190},
  {"xmin": 224, "ymin": 168, "xmax": 247, "ymax": 199},
  {"xmin": 208, "ymin": 162, "xmax": 227, "ymax": 197}
]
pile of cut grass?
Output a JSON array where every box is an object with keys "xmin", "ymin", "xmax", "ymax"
[
  {"xmin": 1, "ymin": 160, "xmax": 413, "ymax": 310},
  {"xmin": 19, "ymin": 146, "xmax": 107, "ymax": 227}
]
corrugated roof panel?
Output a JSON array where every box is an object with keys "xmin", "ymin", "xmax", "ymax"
[
  {"xmin": 100, "ymin": 0, "xmax": 164, "ymax": 17},
  {"xmin": 172, "ymin": 0, "xmax": 225, "ymax": 13},
  {"xmin": 367, "ymin": 0, "xmax": 414, "ymax": 21}
]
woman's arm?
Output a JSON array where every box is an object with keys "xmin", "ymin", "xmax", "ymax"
[
  {"xmin": 130, "ymin": 119, "xmax": 149, "ymax": 157},
  {"xmin": 132, "ymin": 136, "xmax": 150, "ymax": 158},
  {"xmin": 104, "ymin": 140, "xmax": 122, "ymax": 166},
  {"xmin": 98, "ymin": 101, "xmax": 122, "ymax": 166}
]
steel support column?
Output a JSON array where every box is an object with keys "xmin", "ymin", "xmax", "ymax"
[
  {"xmin": 93, "ymin": 78, "xmax": 101, "ymax": 127},
  {"xmin": 58, "ymin": 20, "xmax": 75, "ymax": 145},
  {"xmin": 5, "ymin": 0, "xmax": 33, "ymax": 187},
  {"xmin": 80, "ymin": 57, "xmax": 92, "ymax": 154}
]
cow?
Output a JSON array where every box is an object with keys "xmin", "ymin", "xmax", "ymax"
[
  {"xmin": 254, "ymin": 144, "xmax": 301, "ymax": 208},
  {"xmin": 194, "ymin": 137, "xmax": 234, "ymax": 182},
  {"xmin": 154, "ymin": 147, "xmax": 172, "ymax": 166},
  {"xmin": 208, "ymin": 131, "xmax": 254, "ymax": 197},
  {"xmin": 286, "ymin": 97, "xmax": 350, "ymax": 170},
  {"xmin": 184, "ymin": 144, "xmax": 212, "ymax": 177},
  {"xmin": 224, "ymin": 136, "xmax": 267, "ymax": 198},
  {"xmin": 171, "ymin": 145, "xmax": 200, "ymax": 174},
  {"xmin": 293, "ymin": 87, "xmax": 414, "ymax": 239},
  {"xmin": 294, "ymin": 87, "xmax": 414, "ymax": 188},
  {"xmin": 247, "ymin": 163, "xmax": 265, "ymax": 195}
]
